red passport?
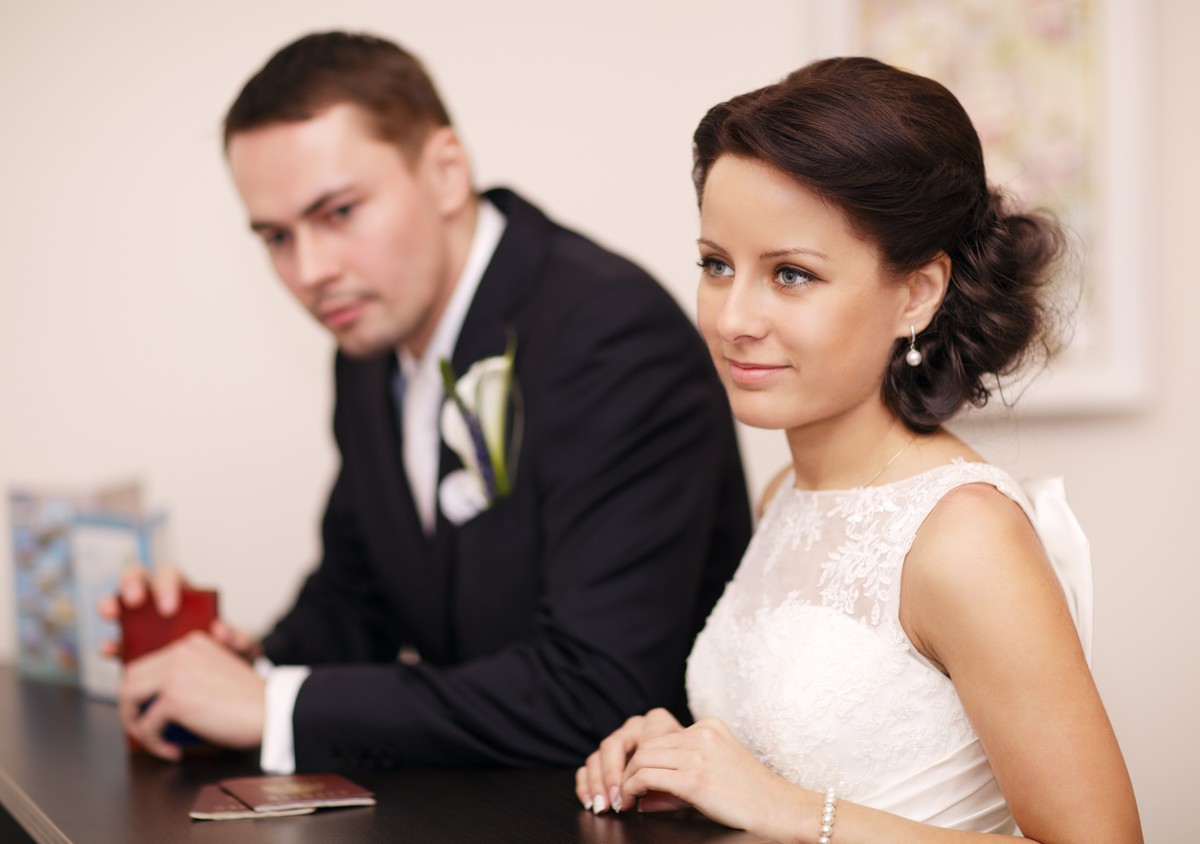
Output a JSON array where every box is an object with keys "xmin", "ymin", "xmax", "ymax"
[
  {"xmin": 118, "ymin": 586, "xmax": 219, "ymax": 749},
  {"xmin": 218, "ymin": 773, "xmax": 376, "ymax": 812},
  {"xmin": 189, "ymin": 784, "xmax": 315, "ymax": 821},
  {"xmin": 118, "ymin": 586, "xmax": 219, "ymax": 662}
]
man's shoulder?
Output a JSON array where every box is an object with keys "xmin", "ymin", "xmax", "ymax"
[
  {"xmin": 484, "ymin": 187, "xmax": 660, "ymax": 293},
  {"xmin": 461, "ymin": 189, "xmax": 706, "ymax": 379}
]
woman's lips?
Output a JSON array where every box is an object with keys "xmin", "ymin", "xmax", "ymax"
[{"xmin": 726, "ymin": 360, "xmax": 787, "ymax": 385}]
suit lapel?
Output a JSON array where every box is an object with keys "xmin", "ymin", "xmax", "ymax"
[
  {"xmin": 450, "ymin": 189, "xmax": 547, "ymax": 370},
  {"xmin": 430, "ymin": 190, "xmax": 550, "ymax": 657}
]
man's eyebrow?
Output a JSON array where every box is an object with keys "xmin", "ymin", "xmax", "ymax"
[
  {"xmin": 697, "ymin": 238, "xmax": 830, "ymax": 262},
  {"xmin": 248, "ymin": 188, "xmax": 354, "ymax": 233}
]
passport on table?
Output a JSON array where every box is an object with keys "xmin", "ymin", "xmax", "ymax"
[
  {"xmin": 189, "ymin": 785, "xmax": 315, "ymax": 820},
  {"xmin": 217, "ymin": 773, "xmax": 377, "ymax": 812},
  {"xmin": 118, "ymin": 585, "xmax": 219, "ymax": 748}
]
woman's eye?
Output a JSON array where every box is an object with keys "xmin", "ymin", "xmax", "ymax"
[
  {"xmin": 776, "ymin": 266, "xmax": 814, "ymax": 287},
  {"xmin": 699, "ymin": 258, "xmax": 734, "ymax": 277}
]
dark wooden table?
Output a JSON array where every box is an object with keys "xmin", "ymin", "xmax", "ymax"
[{"xmin": 0, "ymin": 666, "xmax": 766, "ymax": 843}]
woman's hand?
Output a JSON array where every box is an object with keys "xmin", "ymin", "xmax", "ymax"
[
  {"xmin": 618, "ymin": 717, "xmax": 813, "ymax": 837},
  {"xmin": 575, "ymin": 707, "xmax": 686, "ymax": 813}
]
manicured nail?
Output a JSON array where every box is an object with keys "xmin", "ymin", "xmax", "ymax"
[
  {"xmin": 581, "ymin": 794, "xmax": 592, "ymax": 811},
  {"xmin": 612, "ymin": 794, "xmax": 623, "ymax": 813},
  {"xmin": 592, "ymin": 793, "xmax": 607, "ymax": 814}
]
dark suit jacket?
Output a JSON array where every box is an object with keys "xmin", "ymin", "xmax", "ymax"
[{"xmin": 262, "ymin": 188, "xmax": 751, "ymax": 770}]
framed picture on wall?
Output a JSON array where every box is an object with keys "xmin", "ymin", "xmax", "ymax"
[{"xmin": 800, "ymin": 0, "xmax": 1151, "ymax": 414}]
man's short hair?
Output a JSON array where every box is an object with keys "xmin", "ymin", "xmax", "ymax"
[{"xmin": 223, "ymin": 31, "xmax": 452, "ymax": 160}]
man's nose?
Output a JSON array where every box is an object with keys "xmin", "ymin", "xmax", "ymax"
[{"xmin": 293, "ymin": 228, "xmax": 340, "ymax": 289}]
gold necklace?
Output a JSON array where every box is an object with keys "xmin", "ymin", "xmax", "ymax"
[{"xmin": 863, "ymin": 435, "xmax": 917, "ymax": 487}]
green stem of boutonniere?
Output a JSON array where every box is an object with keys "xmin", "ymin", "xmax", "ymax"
[{"xmin": 483, "ymin": 332, "xmax": 517, "ymax": 498}]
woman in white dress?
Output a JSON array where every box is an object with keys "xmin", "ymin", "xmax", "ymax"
[{"xmin": 575, "ymin": 58, "xmax": 1141, "ymax": 842}]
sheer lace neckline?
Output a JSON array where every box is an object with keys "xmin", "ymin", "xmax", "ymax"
[
  {"xmin": 686, "ymin": 457, "xmax": 1033, "ymax": 831},
  {"xmin": 784, "ymin": 458, "xmax": 987, "ymax": 498}
]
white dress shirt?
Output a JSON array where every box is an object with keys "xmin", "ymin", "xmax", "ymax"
[{"xmin": 259, "ymin": 199, "xmax": 506, "ymax": 774}]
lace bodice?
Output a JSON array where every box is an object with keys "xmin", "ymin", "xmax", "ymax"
[{"xmin": 686, "ymin": 460, "xmax": 1081, "ymax": 832}]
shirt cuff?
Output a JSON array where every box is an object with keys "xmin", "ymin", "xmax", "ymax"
[{"xmin": 259, "ymin": 664, "xmax": 311, "ymax": 774}]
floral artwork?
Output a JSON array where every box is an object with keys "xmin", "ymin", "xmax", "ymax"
[
  {"xmin": 861, "ymin": 0, "xmax": 1096, "ymax": 240},
  {"xmin": 852, "ymin": 0, "xmax": 1149, "ymax": 412},
  {"xmin": 860, "ymin": 0, "xmax": 1111, "ymax": 382}
]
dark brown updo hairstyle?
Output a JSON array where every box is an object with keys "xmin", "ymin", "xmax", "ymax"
[{"xmin": 693, "ymin": 57, "xmax": 1067, "ymax": 433}]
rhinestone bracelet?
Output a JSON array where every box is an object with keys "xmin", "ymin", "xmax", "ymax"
[{"xmin": 817, "ymin": 788, "xmax": 837, "ymax": 844}]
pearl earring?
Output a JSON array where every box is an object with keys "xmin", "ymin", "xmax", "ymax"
[{"xmin": 905, "ymin": 326, "xmax": 923, "ymax": 367}]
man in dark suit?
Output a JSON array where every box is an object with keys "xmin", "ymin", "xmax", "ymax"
[{"xmin": 113, "ymin": 31, "xmax": 750, "ymax": 780}]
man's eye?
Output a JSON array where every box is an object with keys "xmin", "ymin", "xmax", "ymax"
[
  {"xmin": 263, "ymin": 231, "xmax": 291, "ymax": 249},
  {"xmin": 328, "ymin": 203, "xmax": 354, "ymax": 222}
]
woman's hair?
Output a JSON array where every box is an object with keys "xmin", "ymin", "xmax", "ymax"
[
  {"xmin": 224, "ymin": 31, "xmax": 452, "ymax": 162},
  {"xmin": 693, "ymin": 57, "xmax": 1068, "ymax": 432}
]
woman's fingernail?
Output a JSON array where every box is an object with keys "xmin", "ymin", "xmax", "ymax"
[
  {"xmin": 612, "ymin": 795, "xmax": 623, "ymax": 813},
  {"xmin": 592, "ymin": 793, "xmax": 607, "ymax": 814}
]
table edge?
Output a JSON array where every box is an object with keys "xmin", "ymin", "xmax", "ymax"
[{"xmin": 0, "ymin": 761, "xmax": 70, "ymax": 844}]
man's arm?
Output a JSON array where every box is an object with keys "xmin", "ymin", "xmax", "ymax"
[
  {"xmin": 290, "ymin": 279, "xmax": 750, "ymax": 770},
  {"xmin": 261, "ymin": 468, "xmax": 404, "ymax": 667}
]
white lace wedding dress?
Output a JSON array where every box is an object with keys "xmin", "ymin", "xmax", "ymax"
[{"xmin": 686, "ymin": 460, "xmax": 1091, "ymax": 833}]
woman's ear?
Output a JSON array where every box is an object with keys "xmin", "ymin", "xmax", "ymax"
[{"xmin": 898, "ymin": 251, "xmax": 951, "ymax": 335}]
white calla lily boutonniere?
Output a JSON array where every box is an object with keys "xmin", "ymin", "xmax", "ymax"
[{"xmin": 438, "ymin": 335, "xmax": 522, "ymax": 526}]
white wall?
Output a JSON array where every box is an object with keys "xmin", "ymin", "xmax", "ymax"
[{"xmin": 1, "ymin": 1, "xmax": 1194, "ymax": 840}]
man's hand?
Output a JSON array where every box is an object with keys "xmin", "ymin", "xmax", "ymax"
[
  {"xmin": 97, "ymin": 565, "xmax": 183, "ymax": 658},
  {"xmin": 117, "ymin": 631, "xmax": 266, "ymax": 761}
]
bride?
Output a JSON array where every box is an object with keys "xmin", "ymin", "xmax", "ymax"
[{"xmin": 575, "ymin": 57, "xmax": 1141, "ymax": 842}]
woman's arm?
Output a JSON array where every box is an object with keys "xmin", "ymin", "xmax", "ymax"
[
  {"xmin": 896, "ymin": 483, "xmax": 1141, "ymax": 843},
  {"xmin": 612, "ymin": 483, "xmax": 1141, "ymax": 843}
]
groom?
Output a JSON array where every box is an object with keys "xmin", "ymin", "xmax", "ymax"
[{"xmin": 114, "ymin": 31, "xmax": 751, "ymax": 773}]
